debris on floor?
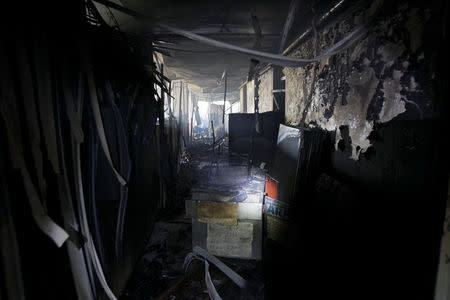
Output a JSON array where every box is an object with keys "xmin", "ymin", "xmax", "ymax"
[{"xmin": 122, "ymin": 140, "xmax": 265, "ymax": 300}]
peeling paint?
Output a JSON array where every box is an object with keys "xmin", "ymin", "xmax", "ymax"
[
  {"xmin": 242, "ymin": 3, "xmax": 433, "ymax": 160},
  {"xmin": 379, "ymin": 73, "xmax": 406, "ymax": 123},
  {"xmin": 306, "ymin": 67, "xmax": 379, "ymax": 159},
  {"xmin": 377, "ymin": 41, "xmax": 405, "ymax": 68}
]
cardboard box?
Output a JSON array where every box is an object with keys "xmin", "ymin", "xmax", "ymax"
[{"xmin": 186, "ymin": 173, "xmax": 265, "ymax": 260}]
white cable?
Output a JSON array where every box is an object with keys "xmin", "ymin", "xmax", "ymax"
[
  {"xmin": 92, "ymin": 0, "xmax": 369, "ymax": 67},
  {"xmin": 75, "ymin": 144, "xmax": 117, "ymax": 300},
  {"xmin": 154, "ymin": 22, "xmax": 367, "ymax": 67}
]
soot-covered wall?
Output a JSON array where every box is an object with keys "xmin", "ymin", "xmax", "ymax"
[
  {"xmin": 239, "ymin": 68, "xmax": 274, "ymax": 114},
  {"xmin": 262, "ymin": 1, "xmax": 448, "ymax": 299},
  {"xmin": 284, "ymin": 0, "xmax": 442, "ymax": 159},
  {"xmin": 258, "ymin": 68, "xmax": 274, "ymax": 113}
]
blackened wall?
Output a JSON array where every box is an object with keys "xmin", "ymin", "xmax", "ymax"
[{"xmin": 263, "ymin": 1, "xmax": 449, "ymax": 299}]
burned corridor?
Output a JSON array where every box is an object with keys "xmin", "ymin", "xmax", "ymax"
[{"xmin": 0, "ymin": 0, "xmax": 449, "ymax": 300}]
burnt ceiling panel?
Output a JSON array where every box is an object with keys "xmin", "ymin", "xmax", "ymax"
[{"xmin": 96, "ymin": 0, "xmax": 343, "ymax": 93}]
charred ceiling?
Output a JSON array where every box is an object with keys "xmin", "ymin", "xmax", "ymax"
[
  {"xmin": 92, "ymin": 0, "xmax": 365, "ymax": 93},
  {"xmin": 0, "ymin": 1, "xmax": 449, "ymax": 300}
]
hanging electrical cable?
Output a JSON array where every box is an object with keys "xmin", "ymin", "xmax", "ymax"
[{"xmin": 92, "ymin": 0, "xmax": 374, "ymax": 67}]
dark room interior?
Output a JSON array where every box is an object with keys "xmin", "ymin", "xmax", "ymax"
[{"xmin": 0, "ymin": 0, "xmax": 449, "ymax": 299}]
